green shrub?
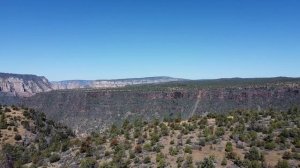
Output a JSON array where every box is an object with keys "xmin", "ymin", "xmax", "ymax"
[
  {"xmin": 80, "ymin": 158, "xmax": 97, "ymax": 168},
  {"xmin": 226, "ymin": 151, "xmax": 238, "ymax": 160},
  {"xmin": 225, "ymin": 142, "xmax": 233, "ymax": 153},
  {"xmin": 293, "ymin": 139, "xmax": 300, "ymax": 148},
  {"xmin": 0, "ymin": 113, "xmax": 7, "ymax": 129},
  {"xmin": 169, "ymin": 146, "xmax": 179, "ymax": 156},
  {"xmin": 14, "ymin": 134, "xmax": 22, "ymax": 141},
  {"xmin": 12, "ymin": 107, "xmax": 19, "ymax": 111},
  {"xmin": 143, "ymin": 143, "xmax": 152, "ymax": 151},
  {"xmin": 199, "ymin": 156, "xmax": 215, "ymax": 168},
  {"xmin": 245, "ymin": 147, "xmax": 263, "ymax": 161},
  {"xmin": 61, "ymin": 140, "xmax": 70, "ymax": 152},
  {"xmin": 143, "ymin": 156, "xmax": 151, "ymax": 164},
  {"xmin": 134, "ymin": 157, "xmax": 140, "ymax": 164},
  {"xmin": 186, "ymin": 138, "xmax": 191, "ymax": 144},
  {"xmin": 80, "ymin": 138, "xmax": 93, "ymax": 155},
  {"xmin": 275, "ymin": 160, "xmax": 290, "ymax": 168},
  {"xmin": 221, "ymin": 157, "xmax": 227, "ymax": 166},
  {"xmin": 23, "ymin": 110, "xmax": 30, "ymax": 118},
  {"xmin": 160, "ymin": 123, "xmax": 169, "ymax": 136},
  {"xmin": 156, "ymin": 153, "xmax": 166, "ymax": 167},
  {"xmin": 184, "ymin": 145, "xmax": 192, "ymax": 154},
  {"xmin": 135, "ymin": 145, "xmax": 142, "ymax": 153},
  {"xmin": 21, "ymin": 120, "xmax": 30, "ymax": 131},
  {"xmin": 292, "ymin": 152, "xmax": 300, "ymax": 160},
  {"xmin": 184, "ymin": 155, "xmax": 194, "ymax": 167},
  {"xmin": 199, "ymin": 139, "xmax": 206, "ymax": 146},
  {"xmin": 176, "ymin": 156, "xmax": 184, "ymax": 167},
  {"xmin": 29, "ymin": 164, "xmax": 38, "ymax": 168},
  {"xmin": 49, "ymin": 153, "xmax": 60, "ymax": 163},
  {"xmin": 265, "ymin": 141, "xmax": 277, "ymax": 150},
  {"xmin": 129, "ymin": 150, "xmax": 135, "ymax": 159},
  {"xmin": 104, "ymin": 151, "xmax": 110, "ymax": 157},
  {"xmin": 215, "ymin": 127, "xmax": 225, "ymax": 137},
  {"xmin": 282, "ymin": 151, "xmax": 292, "ymax": 160},
  {"xmin": 243, "ymin": 160, "xmax": 262, "ymax": 168},
  {"xmin": 4, "ymin": 108, "xmax": 11, "ymax": 112}
]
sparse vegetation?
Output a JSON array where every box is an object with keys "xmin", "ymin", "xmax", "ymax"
[{"xmin": 1, "ymin": 105, "xmax": 300, "ymax": 167}]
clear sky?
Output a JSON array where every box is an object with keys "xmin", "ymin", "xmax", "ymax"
[{"xmin": 0, "ymin": 0, "xmax": 299, "ymax": 81}]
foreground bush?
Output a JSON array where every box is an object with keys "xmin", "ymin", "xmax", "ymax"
[
  {"xmin": 49, "ymin": 153, "xmax": 60, "ymax": 163},
  {"xmin": 80, "ymin": 158, "xmax": 97, "ymax": 168}
]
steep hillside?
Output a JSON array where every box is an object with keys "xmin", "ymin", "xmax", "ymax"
[
  {"xmin": 23, "ymin": 78, "xmax": 300, "ymax": 133},
  {"xmin": 51, "ymin": 76, "xmax": 186, "ymax": 90},
  {"xmin": 1, "ymin": 105, "xmax": 300, "ymax": 168},
  {"xmin": 0, "ymin": 105, "xmax": 73, "ymax": 167},
  {"xmin": 67, "ymin": 107, "xmax": 300, "ymax": 168},
  {"xmin": 0, "ymin": 73, "xmax": 52, "ymax": 97}
]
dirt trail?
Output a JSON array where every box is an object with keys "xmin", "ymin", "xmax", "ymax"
[{"xmin": 189, "ymin": 90, "xmax": 201, "ymax": 118}]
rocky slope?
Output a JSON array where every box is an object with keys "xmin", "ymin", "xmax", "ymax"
[
  {"xmin": 0, "ymin": 73, "xmax": 52, "ymax": 97},
  {"xmin": 22, "ymin": 78, "xmax": 300, "ymax": 133},
  {"xmin": 51, "ymin": 76, "xmax": 186, "ymax": 90}
]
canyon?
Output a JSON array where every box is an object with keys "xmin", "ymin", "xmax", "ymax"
[
  {"xmin": 1, "ymin": 72, "xmax": 300, "ymax": 133},
  {"xmin": 23, "ymin": 78, "xmax": 300, "ymax": 133}
]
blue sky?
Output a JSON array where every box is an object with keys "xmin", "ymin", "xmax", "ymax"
[{"xmin": 0, "ymin": 0, "xmax": 299, "ymax": 81}]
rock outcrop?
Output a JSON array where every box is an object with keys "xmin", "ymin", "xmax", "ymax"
[{"xmin": 0, "ymin": 73, "xmax": 52, "ymax": 97}]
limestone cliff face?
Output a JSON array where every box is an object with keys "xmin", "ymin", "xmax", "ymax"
[
  {"xmin": 91, "ymin": 77, "xmax": 185, "ymax": 88},
  {"xmin": 0, "ymin": 73, "xmax": 52, "ymax": 97},
  {"xmin": 51, "ymin": 77, "xmax": 185, "ymax": 90},
  {"xmin": 51, "ymin": 80, "xmax": 91, "ymax": 90}
]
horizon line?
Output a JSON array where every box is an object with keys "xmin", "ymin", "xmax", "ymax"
[{"xmin": 1, "ymin": 72, "xmax": 299, "ymax": 82}]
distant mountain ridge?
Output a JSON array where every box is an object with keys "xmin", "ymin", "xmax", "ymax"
[
  {"xmin": 51, "ymin": 76, "xmax": 186, "ymax": 90},
  {"xmin": 0, "ymin": 73, "xmax": 187, "ymax": 97}
]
